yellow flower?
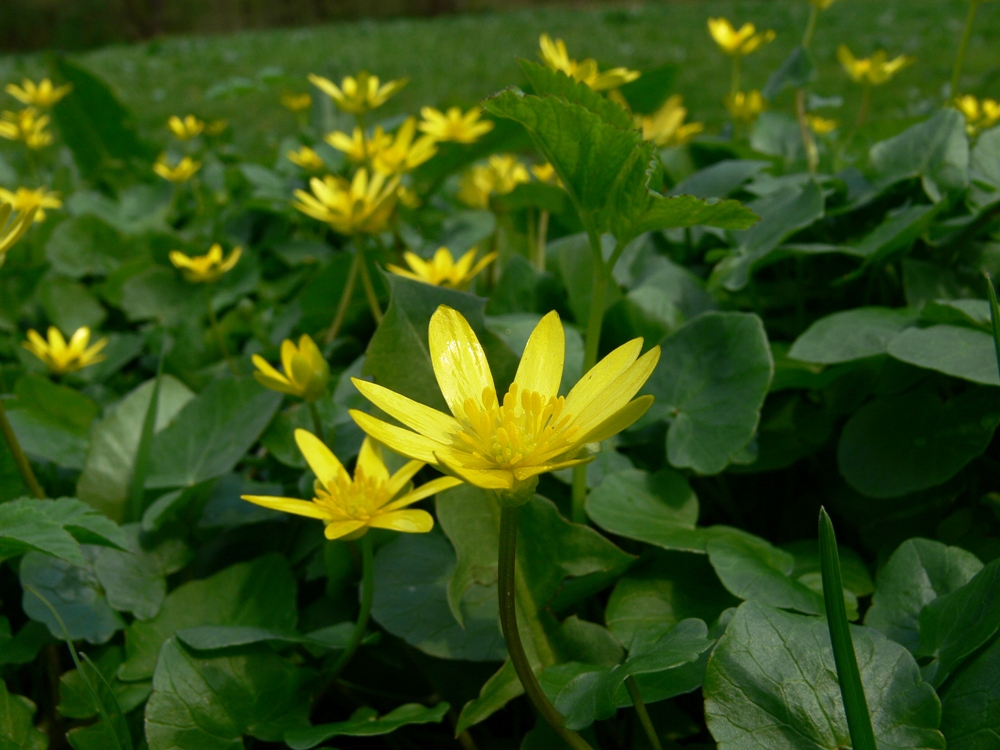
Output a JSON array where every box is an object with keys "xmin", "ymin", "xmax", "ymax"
[
  {"xmin": 953, "ymin": 94, "xmax": 1000, "ymax": 135},
  {"xmin": 0, "ymin": 201, "xmax": 38, "ymax": 267},
  {"xmin": 456, "ymin": 155, "xmax": 530, "ymax": 208},
  {"xmin": 530, "ymin": 162, "xmax": 558, "ymax": 184},
  {"xmin": 293, "ymin": 169, "xmax": 400, "ymax": 236},
  {"xmin": 325, "ymin": 126, "xmax": 393, "ymax": 162},
  {"xmin": 253, "ymin": 335, "xmax": 330, "ymax": 402},
  {"xmin": 707, "ymin": 18, "xmax": 776, "ymax": 56},
  {"xmin": 286, "ymin": 146, "xmax": 326, "ymax": 171},
  {"xmin": 169, "ymin": 243, "xmax": 242, "ymax": 283},
  {"xmin": 418, "ymin": 106, "xmax": 494, "ymax": 144},
  {"xmin": 308, "ymin": 71, "xmax": 408, "ymax": 115},
  {"xmin": 350, "ymin": 307, "xmax": 660, "ymax": 493},
  {"xmin": 725, "ymin": 90, "xmax": 766, "ymax": 123},
  {"xmin": 387, "ymin": 247, "xmax": 498, "ymax": 289},
  {"xmin": 22, "ymin": 326, "xmax": 107, "ymax": 375},
  {"xmin": 371, "ymin": 118, "xmax": 438, "ymax": 175},
  {"xmin": 806, "ymin": 114, "xmax": 838, "ymax": 135},
  {"xmin": 811, "ymin": 0, "xmax": 837, "ymax": 8},
  {"xmin": 638, "ymin": 95, "xmax": 705, "ymax": 147},
  {"xmin": 281, "ymin": 92, "xmax": 312, "ymax": 112},
  {"xmin": 0, "ymin": 187, "xmax": 61, "ymax": 223},
  {"xmin": 153, "ymin": 154, "xmax": 201, "ymax": 183},
  {"xmin": 167, "ymin": 114, "xmax": 204, "ymax": 140},
  {"xmin": 5, "ymin": 79, "xmax": 72, "ymax": 108},
  {"xmin": 0, "ymin": 108, "xmax": 53, "ymax": 149},
  {"xmin": 487, "ymin": 154, "xmax": 531, "ymax": 193},
  {"xmin": 837, "ymin": 46, "xmax": 914, "ymax": 86},
  {"xmin": 242, "ymin": 431, "xmax": 461, "ymax": 540},
  {"xmin": 538, "ymin": 33, "xmax": 640, "ymax": 92}
]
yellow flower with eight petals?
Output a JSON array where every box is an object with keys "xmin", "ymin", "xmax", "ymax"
[
  {"xmin": 388, "ymin": 247, "xmax": 497, "ymax": 290},
  {"xmin": 169, "ymin": 243, "xmax": 242, "ymax": 283},
  {"xmin": 167, "ymin": 115, "xmax": 204, "ymax": 140},
  {"xmin": 293, "ymin": 169, "xmax": 399, "ymax": 235},
  {"xmin": 837, "ymin": 46, "xmax": 913, "ymax": 86},
  {"xmin": 953, "ymin": 94, "xmax": 1000, "ymax": 135},
  {"xmin": 350, "ymin": 307, "xmax": 660, "ymax": 495},
  {"xmin": 725, "ymin": 90, "xmax": 766, "ymax": 123},
  {"xmin": 286, "ymin": 146, "xmax": 326, "ymax": 172},
  {"xmin": 418, "ymin": 107, "xmax": 494, "ymax": 144},
  {"xmin": 281, "ymin": 93, "xmax": 312, "ymax": 112},
  {"xmin": 0, "ymin": 187, "xmax": 61, "ymax": 223},
  {"xmin": 638, "ymin": 95, "xmax": 705, "ymax": 147},
  {"xmin": 5, "ymin": 79, "xmax": 72, "ymax": 108},
  {"xmin": 253, "ymin": 335, "xmax": 330, "ymax": 402},
  {"xmin": 153, "ymin": 154, "xmax": 201, "ymax": 183},
  {"xmin": 308, "ymin": 71, "xmax": 407, "ymax": 115},
  {"xmin": 0, "ymin": 201, "xmax": 38, "ymax": 267},
  {"xmin": 0, "ymin": 108, "xmax": 53, "ymax": 149},
  {"xmin": 708, "ymin": 18, "xmax": 776, "ymax": 57},
  {"xmin": 22, "ymin": 326, "xmax": 107, "ymax": 375},
  {"xmin": 538, "ymin": 33, "xmax": 640, "ymax": 92},
  {"xmin": 242, "ymin": 430, "xmax": 461, "ymax": 540}
]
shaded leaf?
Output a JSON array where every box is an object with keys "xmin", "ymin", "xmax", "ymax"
[
  {"xmin": 0, "ymin": 679, "xmax": 47, "ymax": 750},
  {"xmin": 789, "ymin": 307, "xmax": 918, "ymax": 364},
  {"xmin": 284, "ymin": 702, "xmax": 450, "ymax": 750},
  {"xmin": 887, "ymin": 325, "xmax": 1000, "ymax": 385}
]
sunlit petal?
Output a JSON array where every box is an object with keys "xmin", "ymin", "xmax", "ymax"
[
  {"xmin": 429, "ymin": 305, "xmax": 495, "ymax": 419},
  {"xmin": 295, "ymin": 428, "xmax": 346, "ymax": 485}
]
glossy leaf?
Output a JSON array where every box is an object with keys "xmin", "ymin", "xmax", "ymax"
[{"xmin": 939, "ymin": 633, "xmax": 1000, "ymax": 750}]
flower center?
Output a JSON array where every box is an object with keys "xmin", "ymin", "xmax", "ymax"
[
  {"xmin": 457, "ymin": 383, "xmax": 579, "ymax": 469},
  {"xmin": 315, "ymin": 468, "xmax": 388, "ymax": 521}
]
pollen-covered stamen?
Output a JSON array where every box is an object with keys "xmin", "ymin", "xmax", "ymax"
[
  {"xmin": 456, "ymin": 383, "xmax": 581, "ymax": 469},
  {"xmin": 314, "ymin": 468, "xmax": 391, "ymax": 520}
]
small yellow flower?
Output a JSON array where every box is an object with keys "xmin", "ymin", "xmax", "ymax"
[
  {"xmin": 350, "ymin": 307, "xmax": 660, "ymax": 493},
  {"xmin": 167, "ymin": 114, "xmax": 204, "ymax": 140},
  {"xmin": 530, "ymin": 163, "xmax": 559, "ymax": 184},
  {"xmin": 293, "ymin": 169, "xmax": 400, "ymax": 236},
  {"xmin": 725, "ymin": 90, "xmax": 766, "ymax": 124},
  {"xmin": 707, "ymin": 18, "xmax": 776, "ymax": 57},
  {"xmin": 0, "ymin": 201, "xmax": 38, "ymax": 266},
  {"xmin": 325, "ymin": 126, "xmax": 392, "ymax": 162},
  {"xmin": 456, "ymin": 155, "xmax": 530, "ymax": 208},
  {"xmin": 0, "ymin": 108, "xmax": 53, "ymax": 149},
  {"xmin": 5, "ymin": 79, "xmax": 72, "ymax": 108},
  {"xmin": 169, "ymin": 243, "xmax": 242, "ymax": 283},
  {"xmin": 806, "ymin": 114, "xmax": 838, "ymax": 135},
  {"xmin": 811, "ymin": 0, "xmax": 837, "ymax": 9},
  {"xmin": 457, "ymin": 166, "xmax": 494, "ymax": 209},
  {"xmin": 486, "ymin": 154, "xmax": 531, "ymax": 193},
  {"xmin": 370, "ymin": 118, "xmax": 438, "ymax": 175},
  {"xmin": 153, "ymin": 154, "xmax": 201, "ymax": 183},
  {"xmin": 418, "ymin": 106, "xmax": 494, "ymax": 144},
  {"xmin": 22, "ymin": 326, "xmax": 107, "ymax": 375},
  {"xmin": 538, "ymin": 33, "xmax": 640, "ymax": 92},
  {"xmin": 0, "ymin": 187, "xmax": 61, "ymax": 223},
  {"xmin": 308, "ymin": 71, "xmax": 407, "ymax": 115},
  {"xmin": 286, "ymin": 146, "xmax": 326, "ymax": 172},
  {"xmin": 388, "ymin": 247, "xmax": 498, "ymax": 289},
  {"xmin": 953, "ymin": 94, "xmax": 1000, "ymax": 135},
  {"xmin": 837, "ymin": 46, "xmax": 914, "ymax": 86},
  {"xmin": 253, "ymin": 334, "xmax": 330, "ymax": 402},
  {"xmin": 242, "ymin": 431, "xmax": 461, "ymax": 540},
  {"xmin": 281, "ymin": 92, "xmax": 312, "ymax": 112},
  {"xmin": 638, "ymin": 95, "xmax": 705, "ymax": 147}
]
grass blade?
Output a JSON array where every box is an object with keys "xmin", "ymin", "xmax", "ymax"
[
  {"xmin": 818, "ymin": 508, "xmax": 878, "ymax": 750},
  {"xmin": 128, "ymin": 335, "xmax": 168, "ymax": 523},
  {"xmin": 986, "ymin": 273, "xmax": 1000, "ymax": 380}
]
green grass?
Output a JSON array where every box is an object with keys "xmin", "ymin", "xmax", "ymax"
[{"xmin": 1, "ymin": 0, "xmax": 999, "ymax": 156}]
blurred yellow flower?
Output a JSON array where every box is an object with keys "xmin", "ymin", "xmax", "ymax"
[
  {"xmin": 806, "ymin": 114, "xmax": 838, "ymax": 135},
  {"xmin": 167, "ymin": 114, "xmax": 204, "ymax": 140},
  {"xmin": 953, "ymin": 94, "xmax": 1000, "ymax": 135},
  {"xmin": 153, "ymin": 154, "xmax": 201, "ymax": 183},
  {"xmin": 418, "ymin": 106, "xmax": 494, "ymax": 143},
  {"xmin": 387, "ymin": 247, "xmax": 497, "ymax": 289},
  {"xmin": 293, "ymin": 169, "xmax": 399, "ymax": 235},
  {"xmin": 22, "ymin": 326, "xmax": 107, "ymax": 375},
  {"xmin": 5, "ymin": 79, "xmax": 72, "ymax": 108},
  {"xmin": 242, "ymin": 430, "xmax": 461, "ymax": 540},
  {"xmin": 205, "ymin": 119, "xmax": 228, "ymax": 136},
  {"xmin": 325, "ymin": 125, "xmax": 394, "ymax": 162},
  {"xmin": 457, "ymin": 155, "xmax": 530, "ymax": 208},
  {"xmin": 0, "ymin": 201, "xmax": 37, "ymax": 266},
  {"xmin": 370, "ymin": 118, "xmax": 438, "ymax": 175},
  {"xmin": 286, "ymin": 145, "xmax": 326, "ymax": 171},
  {"xmin": 838, "ymin": 46, "xmax": 914, "ymax": 86},
  {"xmin": 708, "ymin": 18, "xmax": 776, "ymax": 56},
  {"xmin": 308, "ymin": 71, "xmax": 407, "ymax": 115},
  {"xmin": 253, "ymin": 334, "xmax": 330, "ymax": 402},
  {"xmin": 530, "ymin": 162, "xmax": 558, "ymax": 184},
  {"xmin": 0, "ymin": 108, "xmax": 53, "ymax": 149},
  {"xmin": 169, "ymin": 243, "xmax": 242, "ymax": 283},
  {"xmin": 725, "ymin": 90, "xmax": 766, "ymax": 123},
  {"xmin": 350, "ymin": 307, "xmax": 660, "ymax": 493},
  {"xmin": 638, "ymin": 95, "xmax": 705, "ymax": 147},
  {"xmin": 281, "ymin": 92, "xmax": 312, "ymax": 112},
  {"xmin": 811, "ymin": 0, "xmax": 837, "ymax": 8},
  {"xmin": 0, "ymin": 187, "xmax": 61, "ymax": 223},
  {"xmin": 538, "ymin": 33, "xmax": 640, "ymax": 92}
]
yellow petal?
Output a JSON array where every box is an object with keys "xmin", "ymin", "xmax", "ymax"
[
  {"xmin": 435, "ymin": 453, "xmax": 513, "ymax": 489},
  {"xmin": 242, "ymin": 494, "xmax": 330, "ymax": 520},
  {"xmin": 512, "ymin": 456, "xmax": 593, "ymax": 482},
  {"xmin": 429, "ymin": 305, "xmax": 495, "ymax": 419},
  {"xmin": 383, "ymin": 475, "xmax": 464, "ymax": 511},
  {"xmin": 572, "ymin": 347, "xmax": 660, "ymax": 435},
  {"xmin": 368, "ymin": 509, "xmax": 434, "ymax": 534},
  {"xmin": 294, "ymin": 428, "xmax": 345, "ymax": 485},
  {"xmin": 349, "ymin": 410, "xmax": 443, "ymax": 463},
  {"xmin": 351, "ymin": 378, "xmax": 460, "ymax": 444},
  {"xmin": 324, "ymin": 520, "xmax": 368, "ymax": 540},
  {"xmin": 253, "ymin": 371, "xmax": 301, "ymax": 396},
  {"xmin": 513, "ymin": 311, "xmax": 564, "ymax": 401},
  {"xmin": 356, "ymin": 436, "xmax": 390, "ymax": 483},
  {"xmin": 253, "ymin": 354, "xmax": 291, "ymax": 384},
  {"xmin": 577, "ymin": 394, "xmax": 655, "ymax": 445},
  {"xmin": 564, "ymin": 338, "xmax": 642, "ymax": 418},
  {"xmin": 384, "ymin": 459, "xmax": 426, "ymax": 500}
]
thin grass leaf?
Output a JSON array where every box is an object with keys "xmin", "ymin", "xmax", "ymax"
[
  {"xmin": 818, "ymin": 508, "xmax": 877, "ymax": 750},
  {"xmin": 986, "ymin": 273, "xmax": 1000, "ymax": 380},
  {"xmin": 128, "ymin": 335, "xmax": 168, "ymax": 524}
]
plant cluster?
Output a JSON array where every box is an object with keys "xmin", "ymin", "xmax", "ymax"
[{"xmin": 1, "ymin": 1, "xmax": 1000, "ymax": 749}]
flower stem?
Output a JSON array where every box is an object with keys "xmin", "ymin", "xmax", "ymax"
[
  {"xmin": 0, "ymin": 397, "xmax": 45, "ymax": 499},
  {"xmin": 324, "ymin": 249, "xmax": 361, "ymax": 344},
  {"xmin": 855, "ymin": 85, "xmax": 872, "ymax": 129},
  {"xmin": 355, "ymin": 236, "xmax": 384, "ymax": 325},
  {"xmin": 308, "ymin": 401, "xmax": 326, "ymax": 446},
  {"xmin": 795, "ymin": 88, "xmax": 819, "ymax": 174},
  {"xmin": 625, "ymin": 677, "xmax": 663, "ymax": 750},
  {"xmin": 536, "ymin": 210, "xmax": 550, "ymax": 272},
  {"xmin": 329, "ymin": 533, "xmax": 374, "ymax": 679},
  {"xmin": 498, "ymin": 505, "xmax": 595, "ymax": 750},
  {"xmin": 801, "ymin": 4, "xmax": 820, "ymax": 49},
  {"xmin": 951, "ymin": 0, "xmax": 981, "ymax": 97},
  {"xmin": 206, "ymin": 289, "xmax": 238, "ymax": 375}
]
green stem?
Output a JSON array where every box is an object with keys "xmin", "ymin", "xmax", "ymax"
[
  {"xmin": 328, "ymin": 533, "xmax": 374, "ymax": 679},
  {"xmin": 206, "ymin": 288, "xmax": 238, "ymax": 375},
  {"xmin": 355, "ymin": 236, "xmax": 384, "ymax": 324},
  {"xmin": 498, "ymin": 505, "xmax": 596, "ymax": 750},
  {"xmin": 818, "ymin": 508, "xmax": 877, "ymax": 750},
  {"xmin": 324, "ymin": 249, "xmax": 361, "ymax": 344},
  {"xmin": 986, "ymin": 273, "xmax": 1000, "ymax": 379},
  {"xmin": 536, "ymin": 210, "xmax": 550, "ymax": 272},
  {"xmin": 855, "ymin": 84, "xmax": 872, "ymax": 129},
  {"xmin": 308, "ymin": 401, "xmax": 326, "ymax": 446},
  {"xmin": 0, "ymin": 396, "xmax": 45, "ymax": 499},
  {"xmin": 625, "ymin": 677, "xmax": 663, "ymax": 750},
  {"xmin": 796, "ymin": 88, "xmax": 819, "ymax": 174},
  {"xmin": 801, "ymin": 4, "xmax": 820, "ymax": 49},
  {"xmin": 730, "ymin": 54, "xmax": 742, "ymax": 97},
  {"xmin": 951, "ymin": 0, "xmax": 981, "ymax": 97}
]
